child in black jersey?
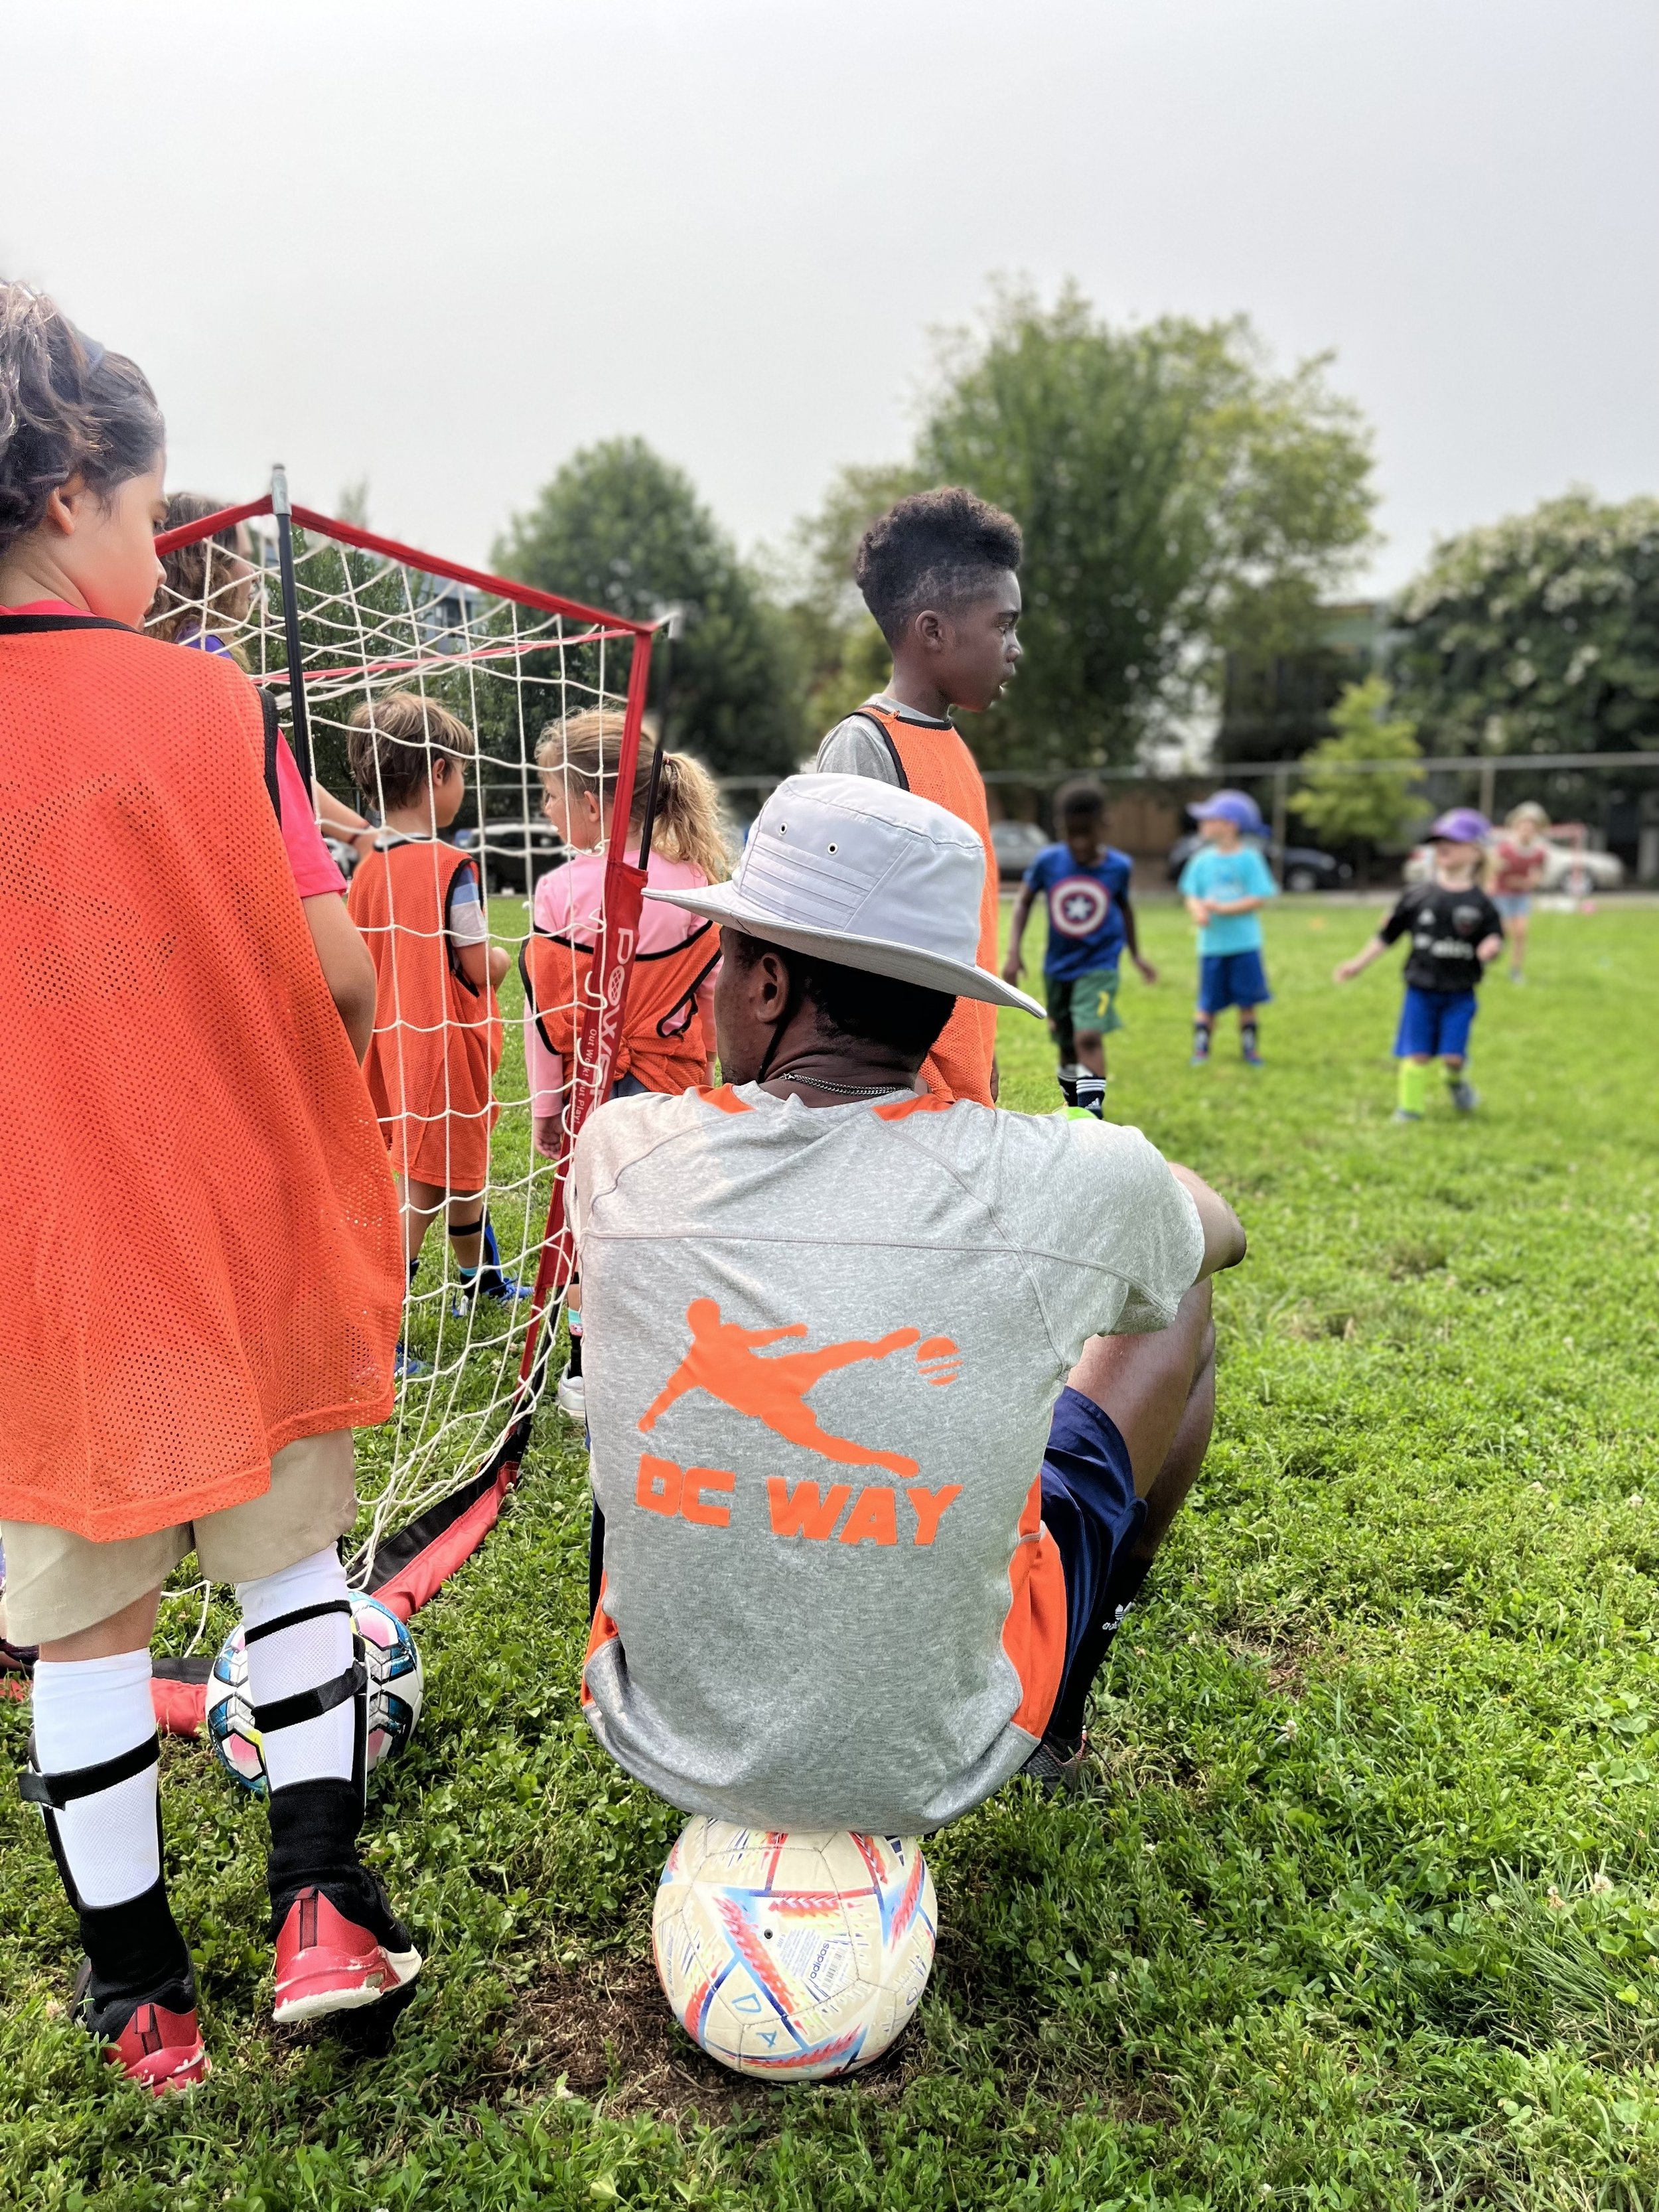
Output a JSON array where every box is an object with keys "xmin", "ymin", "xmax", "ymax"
[{"xmin": 1334, "ymin": 809, "xmax": 1504, "ymax": 1120}]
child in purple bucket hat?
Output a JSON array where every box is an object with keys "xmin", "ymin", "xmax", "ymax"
[{"xmin": 1334, "ymin": 810, "xmax": 1504, "ymax": 1120}]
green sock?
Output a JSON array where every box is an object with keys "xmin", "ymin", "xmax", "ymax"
[{"xmin": 1397, "ymin": 1061, "xmax": 1427, "ymax": 1116}]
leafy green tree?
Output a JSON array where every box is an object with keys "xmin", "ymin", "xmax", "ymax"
[
  {"xmin": 901, "ymin": 285, "xmax": 1376, "ymax": 771},
  {"xmin": 1390, "ymin": 492, "xmax": 1659, "ymax": 755},
  {"xmin": 1290, "ymin": 675, "xmax": 1422, "ymax": 873},
  {"xmin": 494, "ymin": 438, "xmax": 802, "ymax": 777}
]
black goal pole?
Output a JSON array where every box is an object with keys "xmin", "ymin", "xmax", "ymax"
[
  {"xmin": 271, "ymin": 464, "xmax": 316, "ymax": 800},
  {"xmin": 635, "ymin": 604, "xmax": 683, "ymax": 869}
]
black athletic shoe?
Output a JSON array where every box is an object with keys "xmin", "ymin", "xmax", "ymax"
[
  {"xmin": 71, "ymin": 1954, "xmax": 209, "ymax": 2093},
  {"xmin": 1020, "ymin": 1731, "xmax": 1090, "ymax": 1798}
]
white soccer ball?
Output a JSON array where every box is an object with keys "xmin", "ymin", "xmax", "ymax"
[
  {"xmin": 652, "ymin": 1818, "xmax": 937, "ymax": 2079},
  {"xmin": 206, "ymin": 1591, "xmax": 423, "ymax": 1797}
]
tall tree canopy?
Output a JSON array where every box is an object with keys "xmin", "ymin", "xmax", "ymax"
[
  {"xmin": 1290, "ymin": 675, "xmax": 1423, "ymax": 857},
  {"xmin": 1390, "ymin": 492, "xmax": 1659, "ymax": 756},
  {"xmin": 784, "ymin": 289, "xmax": 1376, "ymax": 771},
  {"xmin": 494, "ymin": 437, "xmax": 801, "ymax": 778}
]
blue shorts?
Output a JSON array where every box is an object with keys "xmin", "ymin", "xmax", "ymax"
[
  {"xmin": 1494, "ymin": 893, "xmax": 1532, "ymax": 921},
  {"xmin": 1040, "ymin": 1386, "xmax": 1145, "ymax": 1700},
  {"xmin": 1198, "ymin": 948, "xmax": 1271, "ymax": 1015},
  {"xmin": 1394, "ymin": 986, "xmax": 1477, "ymax": 1061}
]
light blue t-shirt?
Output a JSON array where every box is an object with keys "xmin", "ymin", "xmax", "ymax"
[{"xmin": 1177, "ymin": 842, "xmax": 1277, "ymax": 955}]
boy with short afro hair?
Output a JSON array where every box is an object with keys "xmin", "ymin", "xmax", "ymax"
[{"xmin": 816, "ymin": 486, "xmax": 1023, "ymax": 1106}]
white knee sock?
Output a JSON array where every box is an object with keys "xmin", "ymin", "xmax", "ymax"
[
  {"xmin": 31, "ymin": 1649, "xmax": 160, "ymax": 1909},
  {"xmin": 237, "ymin": 1547, "xmax": 358, "ymax": 1793}
]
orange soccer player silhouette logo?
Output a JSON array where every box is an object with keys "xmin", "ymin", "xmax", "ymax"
[{"xmin": 639, "ymin": 1298, "xmax": 938, "ymax": 1479}]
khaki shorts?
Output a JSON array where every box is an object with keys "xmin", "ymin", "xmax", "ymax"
[{"xmin": 0, "ymin": 1431, "xmax": 358, "ymax": 1647}]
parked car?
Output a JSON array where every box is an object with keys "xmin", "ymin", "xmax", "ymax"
[
  {"xmin": 1402, "ymin": 834, "xmax": 1624, "ymax": 895},
  {"xmin": 453, "ymin": 820, "xmax": 572, "ymax": 897},
  {"xmin": 1165, "ymin": 832, "xmax": 1351, "ymax": 893},
  {"xmin": 989, "ymin": 819, "xmax": 1050, "ymax": 881}
]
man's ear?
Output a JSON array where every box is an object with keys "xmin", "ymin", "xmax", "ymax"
[{"xmin": 753, "ymin": 948, "xmax": 792, "ymax": 1024}]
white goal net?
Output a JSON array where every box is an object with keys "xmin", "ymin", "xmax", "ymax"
[{"xmin": 146, "ymin": 480, "xmax": 655, "ymax": 1626}]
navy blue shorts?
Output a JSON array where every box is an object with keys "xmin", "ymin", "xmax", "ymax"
[
  {"xmin": 1041, "ymin": 1386, "xmax": 1145, "ymax": 1700},
  {"xmin": 1197, "ymin": 948, "xmax": 1271, "ymax": 1015},
  {"xmin": 1394, "ymin": 986, "xmax": 1477, "ymax": 1061}
]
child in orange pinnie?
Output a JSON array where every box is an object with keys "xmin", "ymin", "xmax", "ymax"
[
  {"xmin": 0, "ymin": 283, "xmax": 414, "ymax": 2093},
  {"xmin": 346, "ymin": 694, "xmax": 529, "ymax": 1351}
]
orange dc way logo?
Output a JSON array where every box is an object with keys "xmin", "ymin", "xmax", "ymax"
[{"xmin": 632, "ymin": 1299, "xmax": 964, "ymax": 1548}]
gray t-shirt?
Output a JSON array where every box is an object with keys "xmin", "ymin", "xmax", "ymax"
[
  {"xmin": 814, "ymin": 694, "xmax": 956, "ymax": 785},
  {"xmin": 571, "ymin": 1084, "xmax": 1204, "ymax": 1834}
]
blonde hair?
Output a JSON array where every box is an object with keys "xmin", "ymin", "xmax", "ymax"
[
  {"xmin": 1506, "ymin": 800, "xmax": 1548, "ymax": 831},
  {"xmin": 536, "ymin": 707, "xmax": 729, "ymax": 886},
  {"xmin": 347, "ymin": 690, "xmax": 474, "ymax": 810}
]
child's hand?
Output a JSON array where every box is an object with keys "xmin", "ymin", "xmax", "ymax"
[
  {"xmin": 1333, "ymin": 958, "xmax": 1360, "ymax": 984},
  {"xmin": 1188, "ymin": 899, "xmax": 1213, "ymax": 926},
  {"xmin": 533, "ymin": 1113, "xmax": 562, "ymax": 1161},
  {"xmin": 1000, "ymin": 953, "xmax": 1024, "ymax": 986},
  {"xmin": 1477, "ymin": 932, "xmax": 1502, "ymax": 964},
  {"xmin": 1134, "ymin": 955, "xmax": 1159, "ymax": 985}
]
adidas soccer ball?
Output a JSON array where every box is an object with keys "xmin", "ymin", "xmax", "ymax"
[
  {"xmin": 206, "ymin": 1591, "xmax": 423, "ymax": 1797},
  {"xmin": 652, "ymin": 1818, "xmax": 937, "ymax": 2079}
]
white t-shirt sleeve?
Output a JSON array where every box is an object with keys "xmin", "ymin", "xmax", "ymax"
[
  {"xmin": 1005, "ymin": 1117, "xmax": 1207, "ymax": 1364},
  {"xmin": 815, "ymin": 716, "xmax": 902, "ymax": 782}
]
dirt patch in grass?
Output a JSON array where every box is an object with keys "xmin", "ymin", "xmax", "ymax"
[{"xmin": 486, "ymin": 1953, "xmax": 925, "ymax": 2124}]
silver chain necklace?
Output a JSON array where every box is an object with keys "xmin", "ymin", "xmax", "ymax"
[{"xmin": 776, "ymin": 1072, "xmax": 909, "ymax": 1098}]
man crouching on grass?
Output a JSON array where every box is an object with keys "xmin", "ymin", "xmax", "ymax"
[{"xmin": 569, "ymin": 774, "xmax": 1246, "ymax": 1822}]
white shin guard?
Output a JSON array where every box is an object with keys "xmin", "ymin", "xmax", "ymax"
[
  {"xmin": 237, "ymin": 1548, "xmax": 362, "ymax": 1796},
  {"xmin": 27, "ymin": 1651, "xmax": 161, "ymax": 1910}
]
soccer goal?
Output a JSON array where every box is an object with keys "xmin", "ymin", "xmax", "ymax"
[{"xmin": 145, "ymin": 471, "xmax": 658, "ymax": 1689}]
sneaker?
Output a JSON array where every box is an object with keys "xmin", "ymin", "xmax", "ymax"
[
  {"xmin": 451, "ymin": 1268, "xmax": 534, "ymax": 1317},
  {"xmin": 392, "ymin": 1343, "xmax": 429, "ymax": 1380},
  {"xmin": 1391, "ymin": 1108, "xmax": 1423, "ymax": 1124},
  {"xmin": 555, "ymin": 1364, "xmax": 585, "ymax": 1420},
  {"xmin": 1019, "ymin": 1731, "xmax": 1089, "ymax": 1799},
  {"xmin": 73, "ymin": 1958, "xmax": 209, "ymax": 2095},
  {"xmin": 1241, "ymin": 1045, "xmax": 1264, "ymax": 1067},
  {"xmin": 1449, "ymin": 1079, "xmax": 1480, "ymax": 1113},
  {"xmin": 1189, "ymin": 1047, "xmax": 1211, "ymax": 1067},
  {"xmin": 272, "ymin": 1870, "xmax": 421, "ymax": 2027}
]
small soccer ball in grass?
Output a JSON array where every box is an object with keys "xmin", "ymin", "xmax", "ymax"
[
  {"xmin": 652, "ymin": 1818, "xmax": 936, "ymax": 2079},
  {"xmin": 206, "ymin": 1591, "xmax": 423, "ymax": 1797}
]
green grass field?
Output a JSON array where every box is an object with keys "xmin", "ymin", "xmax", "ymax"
[{"xmin": 5, "ymin": 897, "xmax": 1659, "ymax": 2210}]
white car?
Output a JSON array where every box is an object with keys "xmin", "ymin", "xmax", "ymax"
[{"xmin": 1404, "ymin": 836, "xmax": 1623, "ymax": 894}]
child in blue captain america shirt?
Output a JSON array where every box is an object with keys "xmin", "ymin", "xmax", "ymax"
[
  {"xmin": 1003, "ymin": 783, "xmax": 1157, "ymax": 1114},
  {"xmin": 1178, "ymin": 790, "xmax": 1277, "ymax": 1066}
]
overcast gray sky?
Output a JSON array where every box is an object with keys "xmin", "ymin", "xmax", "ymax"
[{"xmin": 5, "ymin": 0, "xmax": 1654, "ymax": 596}]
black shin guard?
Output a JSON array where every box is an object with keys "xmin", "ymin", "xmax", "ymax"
[{"xmin": 246, "ymin": 1600, "xmax": 370, "ymax": 1927}]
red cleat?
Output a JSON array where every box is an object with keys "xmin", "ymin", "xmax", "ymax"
[
  {"xmin": 72, "ymin": 1961, "xmax": 210, "ymax": 2095},
  {"xmin": 272, "ymin": 1881, "xmax": 421, "ymax": 2026}
]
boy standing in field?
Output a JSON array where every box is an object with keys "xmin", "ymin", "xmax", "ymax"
[
  {"xmin": 1002, "ymin": 783, "xmax": 1157, "ymax": 1114},
  {"xmin": 1178, "ymin": 791, "xmax": 1277, "ymax": 1066},
  {"xmin": 1334, "ymin": 808, "xmax": 1503, "ymax": 1120},
  {"xmin": 347, "ymin": 694, "xmax": 527, "ymax": 1353},
  {"xmin": 816, "ymin": 488, "xmax": 1023, "ymax": 1106}
]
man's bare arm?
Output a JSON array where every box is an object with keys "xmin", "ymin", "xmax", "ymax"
[{"xmin": 1168, "ymin": 1163, "xmax": 1247, "ymax": 1279}]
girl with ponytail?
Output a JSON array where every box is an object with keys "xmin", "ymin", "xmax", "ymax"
[{"xmin": 525, "ymin": 707, "xmax": 730, "ymax": 1416}]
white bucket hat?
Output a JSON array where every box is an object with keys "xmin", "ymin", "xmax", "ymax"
[{"xmin": 644, "ymin": 773, "xmax": 1045, "ymax": 1015}]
